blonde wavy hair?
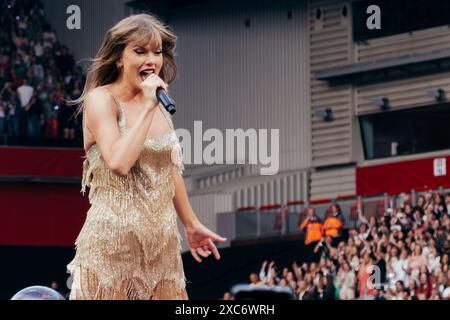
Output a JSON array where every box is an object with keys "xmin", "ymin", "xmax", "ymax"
[{"xmin": 72, "ymin": 14, "xmax": 177, "ymax": 117}]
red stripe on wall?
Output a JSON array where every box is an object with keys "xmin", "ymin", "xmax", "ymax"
[
  {"xmin": 0, "ymin": 147, "xmax": 85, "ymax": 178},
  {"xmin": 309, "ymin": 198, "xmax": 333, "ymax": 205},
  {"xmin": 356, "ymin": 155, "xmax": 450, "ymax": 196},
  {"xmin": 0, "ymin": 183, "xmax": 89, "ymax": 246}
]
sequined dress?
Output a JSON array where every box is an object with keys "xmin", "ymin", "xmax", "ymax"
[{"xmin": 67, "ymin": 91, "xmax": 187, "ymax": 299}]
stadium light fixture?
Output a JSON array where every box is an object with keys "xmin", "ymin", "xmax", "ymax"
[
  {"xmin": 314, "ymin": 107, "xmax": 334, "ymax": 122},
  {"xmin": 427, "ymin": 88, "xmax": 445, "ymax": 102},
  {"xmin": 371, "ymin": 97, "xmax": 390, "ymax": 111}
]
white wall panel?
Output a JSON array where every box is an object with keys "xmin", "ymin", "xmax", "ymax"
[
  {"xmin": 310, "ymin": 166, "xmax": 355, "ymax": 200},
  {"xmin": 309, "ymin": 1, "xmax": 354, "ymax": 168},
  {"xmin": 169, "ymin": 0, "xmax": 310, "ymax": 173}
]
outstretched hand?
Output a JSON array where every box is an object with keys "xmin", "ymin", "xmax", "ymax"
[{"xmin": 185, "ymin": 221, "xmax": 227, "ymax": 263}]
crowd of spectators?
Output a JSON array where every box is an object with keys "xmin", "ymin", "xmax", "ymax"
[
  {"xmin": 0, "ymin": 0, "xmax": 84, "ymax": 145},
  {"xmin": 223, "ymin": 190, "xmax": 450, "ymax": 300}
]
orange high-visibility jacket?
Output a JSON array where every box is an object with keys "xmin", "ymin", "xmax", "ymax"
[
  {"xmin": 300, "ymin": 217, "xmax": 323, "ymax": 244},
  {"xmin": 323, "ymin": 216, "xmax": 343, "ymax": 238}
]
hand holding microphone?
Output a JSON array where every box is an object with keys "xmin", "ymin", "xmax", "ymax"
[
  {"xmin": 156, "ymin": 87, "xmax": 176, "ymax": 115},
  {"xmin": 141, "ymin": 73, "xmax": 176, "ymax": 114}
]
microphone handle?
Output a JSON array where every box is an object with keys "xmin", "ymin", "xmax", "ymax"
[{"xmin": 156, "ymin": 88, "xmax": 176, "ymax": 115}]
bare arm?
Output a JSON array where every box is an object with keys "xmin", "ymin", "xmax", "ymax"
[
  {"xmin": 84, "ymin": 88, "xmax": 157, "ymax": 175},
  {"xmin": 158, "ymin": 106, "xmax": 200, "ymax": 228},
  {"xmin": 172, "ymin": 167, "xmax": 226, "ymax": 262},
  {"xmin": 357, "ymin": 202, "xmax": 368, "ymax": 224},
  {"xmin": 172, "ymin": 168, "xmax": 199, "ymax": 228},
  {"xmin": 85, "ymin": 73, "xmax": 167, "ymax": 175}
]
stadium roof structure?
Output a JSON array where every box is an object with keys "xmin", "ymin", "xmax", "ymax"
[
  {"xmin": 126, "ymin": 0, "xmax": 213, "ymax": 10},
  {"xmin": 315, "ymin": 47, "xmax": 450, "ymax": 86}
]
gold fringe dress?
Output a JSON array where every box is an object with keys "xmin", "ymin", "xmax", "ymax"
[{"xmin": 67, "ymin": 93, "xmax": 188, "ymax": 300}]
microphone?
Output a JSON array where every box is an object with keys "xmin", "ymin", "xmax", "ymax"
[
  {"xmin": 156, "ymin": 88, "xmax": 176, "ymax": 115},
  {"xmin": 143, "ymin": 72, "xmax": 176, "ymax": 114}
]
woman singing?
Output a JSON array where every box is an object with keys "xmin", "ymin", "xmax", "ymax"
[{"xmin": 67, "ymin": 13, "xmax": 226, "ymax": 300}]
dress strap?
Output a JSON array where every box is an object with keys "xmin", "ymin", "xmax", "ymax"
[
  {"xmin": 101, "ymin": 87, "xmax": 127, "ymax": 130},
  {"xmin": 159, "ymin": 104, "xmax": 174, "ymax": 131}
]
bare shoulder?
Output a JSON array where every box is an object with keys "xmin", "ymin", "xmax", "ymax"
[
  {"xmin": 84, "ymin": 86, "xmax": 119, "ymax": 126},
  {"xmin": 85, "ymin": 87, "xmax": 116, "ymax": 112}
]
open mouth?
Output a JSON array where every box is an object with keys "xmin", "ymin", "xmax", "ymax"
[{"xmin": 139, "ymin": 70, "xmax": 155, "ymax": 81}]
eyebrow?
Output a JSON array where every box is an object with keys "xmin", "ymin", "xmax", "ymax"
[{"xmin": 133, "ymin": 44, "xmax": 162, "ymax": 50}]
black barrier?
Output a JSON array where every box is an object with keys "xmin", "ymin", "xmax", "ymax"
[{"xmin": 231, "ymin": 284, "xmax": 295, "ymax": 300}]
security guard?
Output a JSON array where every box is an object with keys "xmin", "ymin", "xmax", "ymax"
[{"xmin": 300, "ymin": 207, "xmax": 323, "ymax": 245}]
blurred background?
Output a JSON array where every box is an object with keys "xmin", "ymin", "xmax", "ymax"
[{"xmin": 0, "ymin": 0, "xmax": 449, "ymax": 300}]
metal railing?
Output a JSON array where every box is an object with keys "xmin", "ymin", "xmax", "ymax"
[{"xmin": 217, "ymin": 186, "xmax": 449, "ymax": 243}]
